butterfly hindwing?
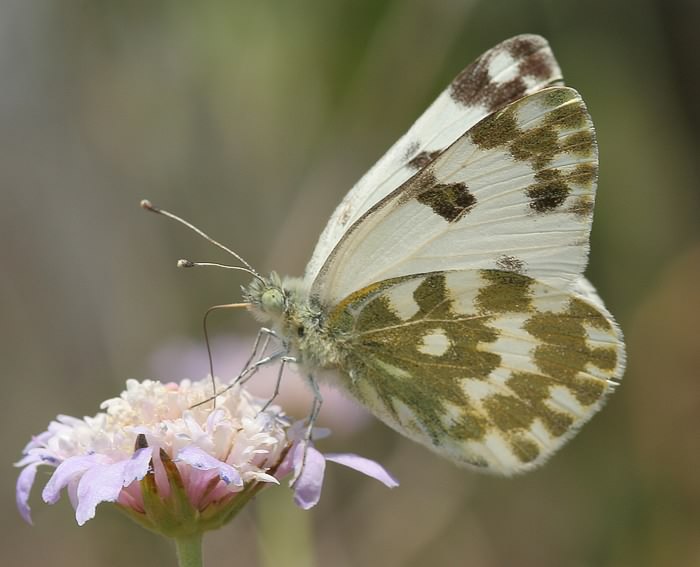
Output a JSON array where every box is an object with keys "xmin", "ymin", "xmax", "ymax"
[
  {"xmin": 328, "ymin": 269, "xmax": 624, "ymax": 474},
  {"xmin": 305, "ymin": 35, "xmax": 563, "ymax": 286},
  {"xmin": 311, "ymin": 87, "xmax": 597, "ymax": 304}
]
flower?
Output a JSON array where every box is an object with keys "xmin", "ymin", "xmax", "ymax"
[
  {"xmin": 16, "ymin": 378, "xmax": 290, "ymax": 533},
  {"xmin": 15, "ymin": 376, "xmax": 398, "ymax": 535}
]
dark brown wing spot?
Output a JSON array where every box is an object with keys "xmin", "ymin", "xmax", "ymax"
[
  {"xmin": 526, "ymin": 164, "xmax": 597, "ymax": 214},
  {"xmin": 506, "ymin": 35, "xmax": 547, "ymax": 60},
  {"xmin": 450, "ymin": 55, "xmax": 527, "ymax": 113},
  {"xmin": 486, "ymin": 78, "xmax": 528, "ymax": 114},
  {"xmin": 526, "ymin": 169, "xmax": 571, "ymax": 212},
  {"xmin": 508, "ymin": 36, "xmax": 556, "ymax": 80},
  {"xmin": 450, "ymin": 35, "xmax": 557, "ymax": 112},
  {"xmin": 408, "ymin": 149, "xmax": 443, "ymax": 170},
  {"xmin": 519, "ymin": 51, "xmax": 556, "ymax": 80},
  {"xmin": 416, "ymin": 182, "xmax": 476, "ymax": 223},
  {"xmin": 450, "ymin": 51, "xmax": 492, "ymax": 107}
]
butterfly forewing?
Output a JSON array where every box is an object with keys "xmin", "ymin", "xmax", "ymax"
[
  {"xmin": 305, "ymin": 35, "xmax": 563, "ymax": 286},
  {"xmin": 327, "ymin": 269, "xmax": 624, "ymax": 474},
  {"xmin": 311, "ymin": 87, "xmax": 598, "ymax": 304}
]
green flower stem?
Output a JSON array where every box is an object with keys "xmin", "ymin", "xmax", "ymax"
[
  {"xmin": 174, "ymin": 533, "xmax": 204, "ymax": 567},
  {"xmin": 258, "ymin": 487, "xmax": 315, "ymax": 567}
]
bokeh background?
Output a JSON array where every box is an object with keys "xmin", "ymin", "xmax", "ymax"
[{"xmin": 3, "ymin": 1, "xmax": 699, "ymax": 566}]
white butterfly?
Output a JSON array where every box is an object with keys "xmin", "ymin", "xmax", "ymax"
[{"xmin": 146, "ymin": 35, "xmax": 625, "ymax": 475}]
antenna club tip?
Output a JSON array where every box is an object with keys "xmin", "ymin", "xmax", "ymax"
[
  {"xmin": 140, "ymin": 199, "xmax": 156, "ymax": 211},
  {"xmin": 177, "ymin": 259, "xmax": 195, "ymax": 268}
]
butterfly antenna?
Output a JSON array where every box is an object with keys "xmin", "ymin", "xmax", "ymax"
[
  {"xmin": 177, "ymin": 259, "xmax": 263, "ymax": 279},
  {"xmin": 141, "ymin": 199, "xmax": 262, "ymax": 280}
]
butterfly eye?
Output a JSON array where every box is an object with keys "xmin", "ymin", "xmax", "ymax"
[{"xmin": 260, "ymin": 288, "xmax": 286, "ymax": 315}]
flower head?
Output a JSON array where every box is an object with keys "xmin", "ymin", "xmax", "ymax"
[
  {"xmin": 16, "ymin": 376, "xmax": 398, "ymax": 535},
  {"xmin": 16, "ymin": 378, "xmax": 290, "ymax": 534}
]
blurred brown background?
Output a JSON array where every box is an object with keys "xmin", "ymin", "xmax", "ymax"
[{"xmin": 3, "ymin": 1, "xmax": 699, "ymax": 566}]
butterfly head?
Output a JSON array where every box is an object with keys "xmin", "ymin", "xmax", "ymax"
[
  {"xmin": 243, "ymin": 271, "xmax": 290, "ymax": 322},
  {"xmin": 243, "ymin": 272, "xmax": 333, "ymax": 366}
]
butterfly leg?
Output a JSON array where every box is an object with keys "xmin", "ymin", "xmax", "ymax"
[
  {"xmin": 260, "ymin": 355, "xmax": 297, "ymax": 412},
  {"xmin": 237, "ymin": 349, "xmax": 286, "ymax": 386},
  {"xmin": 190, "ymin": 349, "xmax": 286, "ymax": 408},
  {"xmin": 305, "ymin": 374, "xmax": 324, "ymax": 441},
  {"xmin": 242, "ymin": 327, "xmax": 278, "ymax": 374},
  {"xmin": 291, "ymin": 374, "xmax": 324, "ymax": 486}
]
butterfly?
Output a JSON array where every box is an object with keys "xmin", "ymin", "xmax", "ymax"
[{"xmin": 145, "ymin": 34, "xmax": 625, "ymax": 475}]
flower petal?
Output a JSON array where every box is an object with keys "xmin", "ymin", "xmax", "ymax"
[
  {"xmin": 123, "ymin": 447, "xmax": 153, "ymax": 485},
  {"xmin": 275, "ymin": 445, "xmax": 296, "ymax": 480},
  {"xmin": 19, "ymin": 430, "xmax": 53, "ymax": 454},
  {"xmin": 15, "ymin": 453, "xmax": 45, "ymax": 468},
  {"xmin": 177, "ymin": 445, "xmax": 242, "ymax": 487},
  {"xmin": 243, "ymin": 471, "xmax": 280, "ymax": 484},
  {"xmin": 292, "ymin": 444, "xmax": 326, "ymax": 510},
  {"xmin": 42, "ymin": 454, "xmax": 106, "ymax": 504},
  {"xmin": 16, "ymin": 462, "xmax": 41, "ymax": 524},
  {"xmin": 324, "ymin": 453, "xmax": 399, "ymax": 488},
  {"xmin": 75, "ymin": 460, "xmax": 130, "ymax": 525}
]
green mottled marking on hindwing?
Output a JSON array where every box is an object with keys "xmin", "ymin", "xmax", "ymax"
[
  {"xmin": 523, "ymin": 298, "xmax": 616, "ymax": 405},
  {"xmin": 476, "ymin": 270, "xmax": 534, "ymax": 313},
  {"xmin": 482, "ymin": 395, "xmax": 553, "ymax": 463},
  {"xmin": 354, "ymin": 294, "xmax": 402, "ymax": 332},
  {"xmin": 340, "ymin": 273, "xmax": 501, "ymax": 445},
  {"xmin": 510, "ymin": 436, "xmax": 540, "ymax": 463},
  {"xmin": 505, "ymin": 372, "xmax": 574, "ymax": 436},
  {"xmin": 411, "ymin": 273, "xmax": 454, "ymax": 317},
  {"xmin": 333, "ymin": 269, "xmax": 619, "ymax": 467},
  {"xmin": 475, "ymin": 294, "xmax": 617, "ymax": 463},
  {"xmin": 449, "ymin": 411, "xmax": 488, "ymax": 441}
]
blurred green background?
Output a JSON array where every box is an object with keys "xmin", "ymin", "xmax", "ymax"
[{"xmin": 3, "ymin": 1, "xmax": 699, "ymax": 566}]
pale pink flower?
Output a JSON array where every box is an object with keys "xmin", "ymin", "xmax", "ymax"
[
  {"xmin": 16, "ymin": 378, "xmax": 287, "ymax": 530},
  {"xmin": 16, "ymin": 377, "xmax": 397, "ymax": 535}
]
